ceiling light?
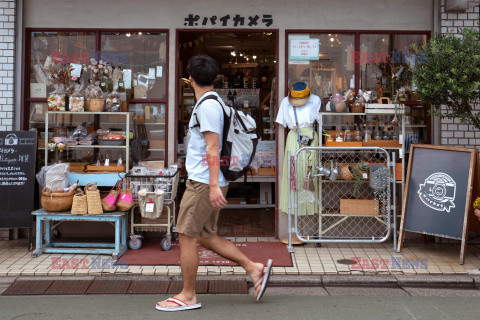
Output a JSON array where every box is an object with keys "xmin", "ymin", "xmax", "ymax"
[
  {"xmin": 138, "ymin": 32, "xmax": 142, "ymax": 35},
  {"xmin": 274, "ymin": 60, "xmax": 277, "ymax": 63},
  {"xmin": 126, "ymin": 33, "xmax": 131, "ymax": 37},
  {"xmin": 246, "ymin": 57, "xmax": 249, "ymax": 61},
  {"xmin": 253, "ymin": 55, "xmax": 257, "ymax": 60},
  {"xmin": 240, "ymin": 53, "xmax": 243, "ymax": 57},
  {"xmin": 231, "ymin": 51, "xmax": 236, "ymax": 57},
  {"xmin": 330, "ymin": 37, "xmax": 335, "ymax": 42}
]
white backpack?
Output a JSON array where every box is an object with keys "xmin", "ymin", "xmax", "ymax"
[{"xmin": 191, "ymin": 94, "xmax": 258, "ymax": 181}]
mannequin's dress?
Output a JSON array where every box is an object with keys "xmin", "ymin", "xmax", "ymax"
[{"xmin": 276, "ymin": 95, "xmax": 321, "ymax": 222}]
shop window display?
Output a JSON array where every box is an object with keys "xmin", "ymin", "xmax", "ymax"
[
  {"xmin": 288, "ymin": 33, "xmax": 355, "ymax": 108},
  {"xmin": 26, "ymin": 30, "xmax": 169, "ymax": 170}
]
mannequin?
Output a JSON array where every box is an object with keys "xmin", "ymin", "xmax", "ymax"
[{"xmin": 276, "ymin": 82, "xmax": 321, "ymax": 240}]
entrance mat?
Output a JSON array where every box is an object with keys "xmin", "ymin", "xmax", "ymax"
[
  {"xmin": 2, "ymin": 280, "xmax": 248, "ymax": 295},
  {"xmin": 120, "ymin": 241, "xmax": 292, "ymax": 267}
]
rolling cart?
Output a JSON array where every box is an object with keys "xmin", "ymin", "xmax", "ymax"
[{"xmin": 126, "ymin": 169, "xmax": 179, "ymax": 251}]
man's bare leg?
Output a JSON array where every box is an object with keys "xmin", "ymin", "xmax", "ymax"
[
  {"xmin": 199, "ymin": 236, "xmax": 265, "ymax": 297},
  {"xmin": 157, "ymin": 233, "xmax": 199, "ymax": 307}
]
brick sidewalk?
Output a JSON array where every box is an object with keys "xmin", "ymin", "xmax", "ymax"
[{"xmin": 1, "ymin": 238, "xmax": 479, "ymax": 277}]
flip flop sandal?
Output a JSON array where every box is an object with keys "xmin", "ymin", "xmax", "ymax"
[
  {"xmin": 254, "ymin": 259, "xmax": 273, "ymax": 302},
  {"xmin": 155, "ymin": 297, "xmax": 202, "ymax": 312}
]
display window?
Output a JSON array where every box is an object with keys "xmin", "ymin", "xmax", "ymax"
[
  {"xmin": 25, "ymin": 29, "xmax": 169, "ymax": 167},
  {"xmin": 287, "ymin": 31, "xmax": 430, "ymax": 145}
]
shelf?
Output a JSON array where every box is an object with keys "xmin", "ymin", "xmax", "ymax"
[
  {"xmin": 320, "ymin": 212, "xmax": 388, "ymax": 217},
  {"xmin": 48, "ymin": 111, "xmax": 133, "ymax": 115},
  {"xmin": 232, "ymin": 176, "xmax": 276, "ymax": 183},
  {"xmin": 63, "ymin": 145, "xmax": 128, "ymax": 149},
  {"xmin": 147, "ymin": 148, "xmax": 165, "ymax": 151},
  {"xmin": 320, "ymin": 179, "xmax": 403, "ymax": 183},
  {"xmin": 225, "ymin": 204, "xmax": 275, "ymax": 209},
  {"xmin": 405, "ymin": 124, "xmax": 427, "ymax": 128}
]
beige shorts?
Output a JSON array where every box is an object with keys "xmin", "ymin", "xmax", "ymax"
[{"xmin": 176, "ymin": 179, "xmax": 229, "ymax": 238}]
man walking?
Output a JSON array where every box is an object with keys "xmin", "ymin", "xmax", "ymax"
[{"xmin": 156, "ymin": 55, "xmax": 272, "ymax": 312}]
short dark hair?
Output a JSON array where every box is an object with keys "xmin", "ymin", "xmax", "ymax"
[{"xmin": 186, "ymin": 55, "xmax": 219, "ymax": 87}]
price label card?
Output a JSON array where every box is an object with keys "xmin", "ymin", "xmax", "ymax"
[
  {"xmin": 156, "ymin": 66, "xmax": 163, "ymax": 78},
  {"xmin": 362, "ymin": 173, "xmax": 368, "ymax": 179},
  {"xmin": 400, "ymin": 148, "xmax": 404, "ymax": 159},
  {"xmin": 399, "ymin": 134, "xmax": 404, "ymax": 145},
  {"xmin": 123, "ymin": 69, "xmax": 132, "ymax": 89},
  {"xmin": 146, "ymin": 202, "xmax": 154, "ymax": 213},
  {"xmin": 148, "ymin": 68, "xmax": 156, "ymax": 79},
  {"xmin": 70, "ymin": 63, "xmax": 83, "ymax": 78}
]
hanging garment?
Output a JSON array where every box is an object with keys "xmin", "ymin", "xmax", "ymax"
[{"xmin": 279, "ymin": 126, "xmax": 318, "ymax": 216}]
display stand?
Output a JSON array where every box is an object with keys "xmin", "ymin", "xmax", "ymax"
[{"xmin": 31, "ymin": 209, "xmax": 128, "ymax": 259}]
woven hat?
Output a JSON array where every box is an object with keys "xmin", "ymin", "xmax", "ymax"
[{"xmin": 288, "ymin": 82, "xmax": 311, "ymax": 107}]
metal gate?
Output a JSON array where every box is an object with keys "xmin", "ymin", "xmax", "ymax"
[{"xmin": 287, "ymin": 147, "xmax": 397, "ymax": 251}]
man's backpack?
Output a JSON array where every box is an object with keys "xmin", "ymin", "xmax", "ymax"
[{"xmin": 191, "ymin": 94, "xmax": 258, "ymax": 181}]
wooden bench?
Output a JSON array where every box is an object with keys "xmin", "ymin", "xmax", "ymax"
[{"xmin": 31, "ymin": 209, "xmax": 128, "ymax": 259}]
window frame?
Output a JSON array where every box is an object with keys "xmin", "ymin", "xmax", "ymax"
[
  {"xmin": 24, "ymin": 28, "xmax": 170, "ymax": 161},
  {"xmin": 285, "ymin": 30, "xmax": 431, "ymax": 101}
]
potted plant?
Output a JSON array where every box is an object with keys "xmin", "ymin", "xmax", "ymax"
[
  {"xmin": 340, "ymin": 162, "xmax": 379, "ymax": 215},
  {"xmin": 412, "ymin": 23, "xmax": 480, "ymax": 129}
]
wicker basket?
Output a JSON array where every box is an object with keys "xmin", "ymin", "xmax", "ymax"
[
  {"xmin": 71, "ymin": 188, "xmax": 87, "ymax": 215},
  {"xmin": 85, "ymin": 99, "xmax": 105, "ymax": 112},
  {"xmin": 85, "ymin": 182, "xmax": 103, "ymax": 215},
  {"xmin": 41, "ymin": 188, "xmax": 74, "ymax": 212},
  {"xmin": 350, "ymin": 102, "xmax": 365, "ymax": 113}
]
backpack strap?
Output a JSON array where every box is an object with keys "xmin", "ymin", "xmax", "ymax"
[{"xmin": 191, "ymin": 94, "xmax": 229, "ymax": 131}]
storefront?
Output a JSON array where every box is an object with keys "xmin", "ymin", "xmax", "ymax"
[{"xmin": 20, "ymin": 0, "xmax": 434, "ymax": 238}]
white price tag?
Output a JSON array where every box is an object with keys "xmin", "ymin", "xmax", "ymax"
[
  {"xmin": 362, "ymin": 173, "xmax": 368, "ymax": 179},
  {"xmin": 399, "ymin": 134, "xmax": 403, "ymax": 145},
  {"xmin": 148, "ymin": 68, "xmax": 156, "ymax": 79},
  {"xmin": 400, "ymin": 149, "xmax": 404, "ymax": 159},
  {"xmin": 156, "ymin": 66, "xmax": 163, "ymax": 78},
  {"xmin": 123, "ymin": 69, "xmax": 132, "ymax": 89},
  {"xmin": 146, "ymin": 202, "xmax": 154, "ymax": 213},
  {"xmin": 70, "ymin": 63, "xmax": 83, "ymax": 78}
]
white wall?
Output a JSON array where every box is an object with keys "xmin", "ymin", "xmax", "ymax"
[{"xmin": 0, "ymin": 0, "xmax": 15, "ymax": 132}]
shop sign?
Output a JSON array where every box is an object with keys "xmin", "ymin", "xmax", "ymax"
[
  {"xmin": 0, "ymin": 131, "xmax": 36, "ymax": 228},
  {"xmin": 289, "ymin": 39, "xmax": 319, "ymax": 60},
  {"xmin": 183, "ymin": 14, "xmax": 273, "ymax": 27}
]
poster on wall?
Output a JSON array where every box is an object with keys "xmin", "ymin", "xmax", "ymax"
[{"xmin": 289, "ymin": 38, "xmax": 319, "ymax": 61}]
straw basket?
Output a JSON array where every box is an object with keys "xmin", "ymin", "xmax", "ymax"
[
  {"xmin": 41, "ymin": 188, "xmax": 74, "ymax": 212},
  {"xmin": 350, "ymin": 102, "xmax": 365, "ymax": 113},
  {"xmin": 85, "ymin": 99, "xmax": 105, "ymax": 112},
  {"xmin": 85, "ymin": 182, "xmax": 103, "ymax": 215},
  {"xmin": 71, "ymin": 188, "xmax": 87, "ymax": 215},
  {"xmin": 116, "ymin": 178, "xmax": 134, "ymax": 211}
]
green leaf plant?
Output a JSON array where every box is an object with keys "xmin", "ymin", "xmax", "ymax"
[{"xmin": 412, "ymin": 20, "xmax": 480, "ymax": 129}]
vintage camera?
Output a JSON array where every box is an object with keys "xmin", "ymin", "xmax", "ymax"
[
  {"xmin": 426, "ymin": 181, "xmax": 455, "ymax": 199},
  {"xmin": 300, "ymin": 135, "xmax": 313, "ymax": 146}
]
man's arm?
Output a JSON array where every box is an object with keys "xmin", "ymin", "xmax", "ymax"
[{"xmin": 204, "ymin": 131, "xmax": 227, "ymax": 210}]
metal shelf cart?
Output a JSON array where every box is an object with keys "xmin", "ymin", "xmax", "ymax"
[{"xmin": 126, "ymin": 169, "xmax": 179, "ymax": 251}]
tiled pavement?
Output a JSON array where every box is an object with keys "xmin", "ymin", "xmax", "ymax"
[{"xmin": 1, "ymin": 238, "xmax": 480, "ymax": 277}]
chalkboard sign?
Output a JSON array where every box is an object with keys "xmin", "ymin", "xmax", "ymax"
[
  {"xmin": 0, "ymin": 131, "xmax": 37, "ymax": 228},
  {"xmin": 398, "ymin": 145, "xmax": 477, "ymax": 264}
]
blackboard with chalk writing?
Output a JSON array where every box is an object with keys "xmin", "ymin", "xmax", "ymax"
[
  {"xmin": 0, "ymin": 131, "xmax": 37, "ymax": 227},
  {"xmin": 398, "ymin": 144, "xmax": 478, "ymax": 264}
]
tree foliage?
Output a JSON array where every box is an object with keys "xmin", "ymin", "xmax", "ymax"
[{"xmin": 412, "ymin": 27, "xmax": 480, "ymax": 128}]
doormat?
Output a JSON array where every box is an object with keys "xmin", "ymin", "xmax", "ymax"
[{"xmin": 119, "ymin": 241, "xmax": 292, "ymax": 267}]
